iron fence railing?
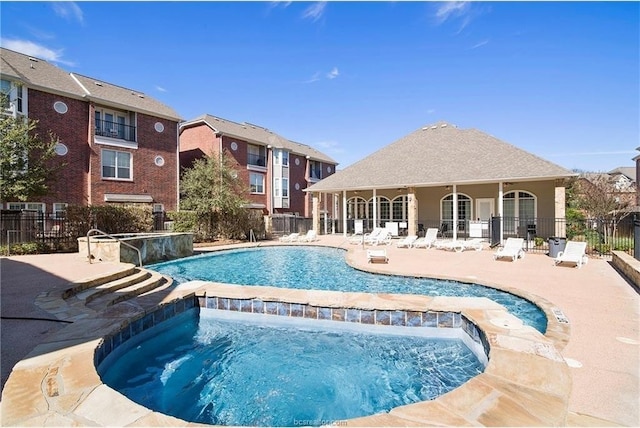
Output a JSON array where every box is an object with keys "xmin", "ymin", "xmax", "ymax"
[
  {"xmin": 2, "ymin": 209, "xmax": 635, "ymax": 259},
  {"xmin": 95, "ymin": 120, "xmax": 136, "ymax": 142}
]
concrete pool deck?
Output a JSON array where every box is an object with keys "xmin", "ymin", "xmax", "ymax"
[{"xmin": 1, "ymin": 235, "xmax": 638, "ymax": 426}]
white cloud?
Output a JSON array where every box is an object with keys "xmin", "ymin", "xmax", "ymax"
[
  {"xmin": 470, "ymin": 39, "xmax": 489, "ymax": 49},
  {"xmin": 434, "ymin": 1, "xmax": 470, "ymax": 24},
  {"xmin": 326, "ymin": 67, "xmax": 339, "ymax": 79},
  {"xmin": 269, "ymin": 1, "xmax": 292, "ymax": 9},
  {"xmin": 302, "ymin": 2, "xmax": 327, "ymax": 22},
  {"xmin": 304, "ymin": 72, "xmax": 322, "ymax": 83},
  {"xmin": 155, "ymin": 86, "xmax": 167, "ymax": 92},
  {"xmin": 52, "ymin": 2, "xmax": 84, "ymax": 24},
  {"xmin": 0, "ymin": 38, "xmax": 74, "ymax": 66}
]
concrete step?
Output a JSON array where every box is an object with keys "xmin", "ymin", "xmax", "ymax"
[
  {"xmin": 86, "ymin": 271, "xmax": 168, "ymax": 310},
  {"xmin": 74, "ymin": 269, "xmax": 152, "ymax": 304},
  {"xmin": 61, "ymin": 264, "xmax": 137, "ymax": 299}
]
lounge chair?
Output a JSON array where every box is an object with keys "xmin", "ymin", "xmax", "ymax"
[
  {"xmin": 366, "ymin": 248, "xmax": 388, "ymax": 263},
  {"xmin": 298, "ymin": 230, "xmax": 318, "ymax": 242},
  {"xmin": 279, "ymin": 233, "xmax": 300, "ymax": 242},
  {"xmin": 369, "ymin": 229, "xmax": 392, "ymax": 246},
  {"xmin": 436, "ymin": 238, "xmax": 484, "ymax": 253},
  {"xmin": 493, "ymin": 238, "xmax": 525, "ymax": 261},
  {"xmin": 554, "ymin": 241, "xmax": 588, "ymax": 268},
  {"xmin": 396, "ymin": 235, "xmax": 418, "ymax": 248},
  {"xmin": 412, "ymin": 228, "xmax": 439, "ymax": 249},
  {"xmin": 348, "ymin": 233, "xmax": 364, "ymax": 245},
  {"xmin": 352, "ymin": 227, "xmax": 383, "ymax": 245}
]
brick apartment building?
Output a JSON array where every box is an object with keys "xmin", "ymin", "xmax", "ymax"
[
  {"xmin": 0, "ymin": 47, "xmax": 181, "ymax": 219},
  {"xmin": 179, "ymin": 114, "xmax": 338, "ymax": 222}
]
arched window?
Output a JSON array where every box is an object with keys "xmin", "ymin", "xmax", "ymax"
[
  {"xmin": 392, "ymin": 195, "xmax": 408, "ymax": 222},
  {"xmin": 347, "ymin": 197, "xmax": 367, "ymax": 220},
  {"xmin": 366, "ymin": 196, "xmax": 391, "ymax": 226},
  {"xmin": 503, "ymin": 191, "xmax": 537, "ymax": 235},
  {"xmin": 441, "ymin": 194, "xmax": 471, "ymax": 234}
]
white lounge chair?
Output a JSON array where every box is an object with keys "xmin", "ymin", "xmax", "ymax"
[
  {"xmin": 366, "ymin": 248, "xmax": 388, "ymax": 263},
  {"xmin": 554, "ymin": 241, "xmax": 588, "ymax": 268},
  {"xmin": 494, "ymin": 238, "xmax": 525, "ymax": 261},
  {"xmin": 396, "ymin": 235, "xmax": 418, "ymax": 248},
  {"xmin": 436, "ymin": 238, "xmax": 484, "ymax": 253},
  {"xmin": 412, "ymin": 228, "xmax": 439, "ymax": 249},
  {"xmin": 298, "ymin": 230, "xmax": 318, "ymax": 242},
  {"xmin": 279, "ymin": 233, "xmax": 300, "ymax": 242},
  {"xmin": 348, "ymin": 233, "xmax": 364, "ymax": 245},
  {"xmin": 369, "ymin": 229, "xmax": 392, "ymax": 246},
  {"xmin": 354, "ymin": 228, "xmax": 383, "ymax": 245}
]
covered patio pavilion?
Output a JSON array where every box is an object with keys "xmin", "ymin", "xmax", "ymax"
[{"xmin": 306, "ymin": 121, "xmax": 576, "ymax": 243}]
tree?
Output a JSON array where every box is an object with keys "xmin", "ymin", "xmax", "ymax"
[
  {"xmin": 0, "ymin": 107, "xmax": 63, "ymax": 202},
  {"xmin": 177, "ymin": 150, "xmax": 254, "ymax": 240},
  {"xmin": 573, "ymin": 174, "xmax": 635, "ymax": 251}
]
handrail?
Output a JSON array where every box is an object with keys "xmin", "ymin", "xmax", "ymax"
[{"xmin": 86, "ymin": 229, "xmax": 143, "ymax": 267}]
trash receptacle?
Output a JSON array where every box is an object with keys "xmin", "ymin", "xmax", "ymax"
[{"xmin": 548, "ymin": 237, "xmax": 567, "ymax": 258}]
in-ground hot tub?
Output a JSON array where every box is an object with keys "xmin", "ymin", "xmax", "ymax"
[{"xmin": 78, "ymin": 232, "xmax": 193, "ymax": 265}]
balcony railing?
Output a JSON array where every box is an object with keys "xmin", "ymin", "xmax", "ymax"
[
  {"xmin": 247, "ymin": 153, "xmax": 267, "ymax": 167},
  {"xmin": 95, "ymin": 120, "xmax": 136, "ymax": 142}
]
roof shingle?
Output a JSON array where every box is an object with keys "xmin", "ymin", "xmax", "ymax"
[{"xmin": 307, "ymin": 121, "xmax": 575, "ymax": 192}]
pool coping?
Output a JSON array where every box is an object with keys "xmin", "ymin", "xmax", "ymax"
[{"xmin": 1, "ymin": 242, "xmax": 572, "ymax": 427}]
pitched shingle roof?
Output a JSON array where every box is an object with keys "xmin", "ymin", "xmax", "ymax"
[
  {"xmin": 182, "ymin": 114, "xmax": 336, "ymax": 164},
  {"xmin": 307, "ymin": 121, "xmax": 575, "ymax": 192},
  {"xmin": 0, "ymin": 47, "xmax": 181, "ymax": 121}
]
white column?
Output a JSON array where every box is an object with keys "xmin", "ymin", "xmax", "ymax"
[
  {"xmin": 333, "ymin": 193, "xmax": 338, "ymax": 234},
  {"xmin": 452, "ymin": 185, "xmax": 458, "ymax": 241},
  {"xmin": 498, "ymin": 182, "xmax": 504, "ymax": 243},
  {"xmin": 372, "ymin": 189, "xmax": 378, "ymax": 230},
  {"xmin": 323, "ymin": 192, "xmax": 328, "ymax": 235},
  {"xmin": 342, "ymin": 190, "xmax": 348, "ymax": 237}
]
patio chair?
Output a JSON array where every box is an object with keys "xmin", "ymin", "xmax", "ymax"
[
  {"xmin": 396, "ymin": 235, "xmax": 418, "ymax": 248},
  {"xmin": 554, "ymin": 241, "xmax": 588, "ymax": 268},
  {"xmin": 369, "ymin": 229, "xmax": 392, "ymax": 246},
  {"xmin": 361, "ymin": 228, "xmax": 384, "ymax": 245},
  {"xmin": 412, "ymin": 228, "xmax": 439, "ymax": 249},
  {"xmin": 348, "ymin": 232, "xmax": 364, "ymax": 245},
  {"xmin": 366, "ymin": 248, "xmax": 388, "ymax": 263},
  {"xmin": 493, "ymin": 238, "xmax": 525, "ymax": 261},
  {"xmin": 436, "ymin": 238, "xmax": 484, "ymax": 253},
  {"xmin": 298, "ymin": 230, "xmax": 318, "ymax": 242},
  {"xmin": 279, "ymin": 233, "xmax": 300, "ymax": 242}
]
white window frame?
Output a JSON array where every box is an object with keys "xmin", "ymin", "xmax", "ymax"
[
  {"xmin": 101, "ymin": 149, "xmax": 132, "ymax": 180},
  {"xmin": 274, "ymin": 178, "xmax": 280, "ymax": 197},
  {"xmin": 7, "ymin": 202, "xmax": 45, "ymax": 212},
  {"xmin": 52, "ymin": 203, "xmax": 67, "ymax": 219},
  {"xmin": 282, "ymin": 178, "xmax": 289, "ymax": 197},
  {"xmin": 440, "ymin": 193, "xmax": 472, "ymax": 232},
  {"xmin": 1, "ymin": 79, "xmax": 26, "ymax": 115},
  {"xmin": 250, "ymin": 172, "xmax": 265, "ymax": 194},
  {"xmin": 153, "ymin": 203, "xmax": 164, "ymax": 213}
]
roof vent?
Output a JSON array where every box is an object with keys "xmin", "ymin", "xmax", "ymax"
[
  {"xmin": 28, "ymin": 57, "xmax": 38, "ymax": 62},
  {"xmin": 94, "ymin": 82, "xmax": 103, "ymax": 86},
  {"xmin": 422, "ymin": 127, "xmax": 429, "ymax": 131},
  {"xmin": 431, "ymin": 125, "xmax": 437, "ymax": 129},
  {"xmin": 441, "ymin": 123, "xmax": 447, "ymax": 128},
  {"xmin": 138, "ymin": 94, "xmax": 144, "ymax": 98}
]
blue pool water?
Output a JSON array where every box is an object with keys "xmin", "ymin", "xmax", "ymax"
[
  {"xmin": 100, "ymin": 309, "xmax": 485, "ymax": 426},
  {"xmin": 150, "ymin": 246, "xmax": 547, "ymax": 332}
]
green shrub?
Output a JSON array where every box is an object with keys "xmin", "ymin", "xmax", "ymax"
[
  {"xmin": 534, "ymin": 236, "xmax": 544, "ymax": 247},
  {"xmin": 66, "ymin": 205, "xmax": 154, "ymax": 237},
  {"xmin": 0, "ymin": 241, "xmax": 50, "ymax": 256}
]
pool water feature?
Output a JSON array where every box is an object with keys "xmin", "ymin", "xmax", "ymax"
[
  {"xmin": 150, "ymin": 246, "xmax": 547, "ymax": 332},
  {"xmin": 99, "ymin": 308, "xmax": 485, "ymax": 427}
]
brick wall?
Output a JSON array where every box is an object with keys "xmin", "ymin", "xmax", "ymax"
[
  {"xmin": 27, "ymin": 89, "xmax": 90, "ymax": 209},
  {"xmin": 89, "ymin": 109, "xmax": 179, "ymax": 211}
]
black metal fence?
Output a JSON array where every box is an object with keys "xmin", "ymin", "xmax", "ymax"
[
  {"xmin": 3, "ymin": 209, "xmax": 635, "ymax": 259},
  {"xmin": 1, "ymin": 210, "xmax": 170, "ymax": 252}
]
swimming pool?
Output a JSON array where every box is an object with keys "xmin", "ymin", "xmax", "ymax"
[
  {"xmin": 99, "ymin": 307, "xmax": 485, "ymax": 426},
  {"xmin": 150, "ymin": 246, "xmax": 547, "ymax": 332}
]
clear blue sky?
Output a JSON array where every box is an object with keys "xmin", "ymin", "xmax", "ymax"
[{"xmin": 1, "ymin": 1, "xmax": 638, "ymax": 173}]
